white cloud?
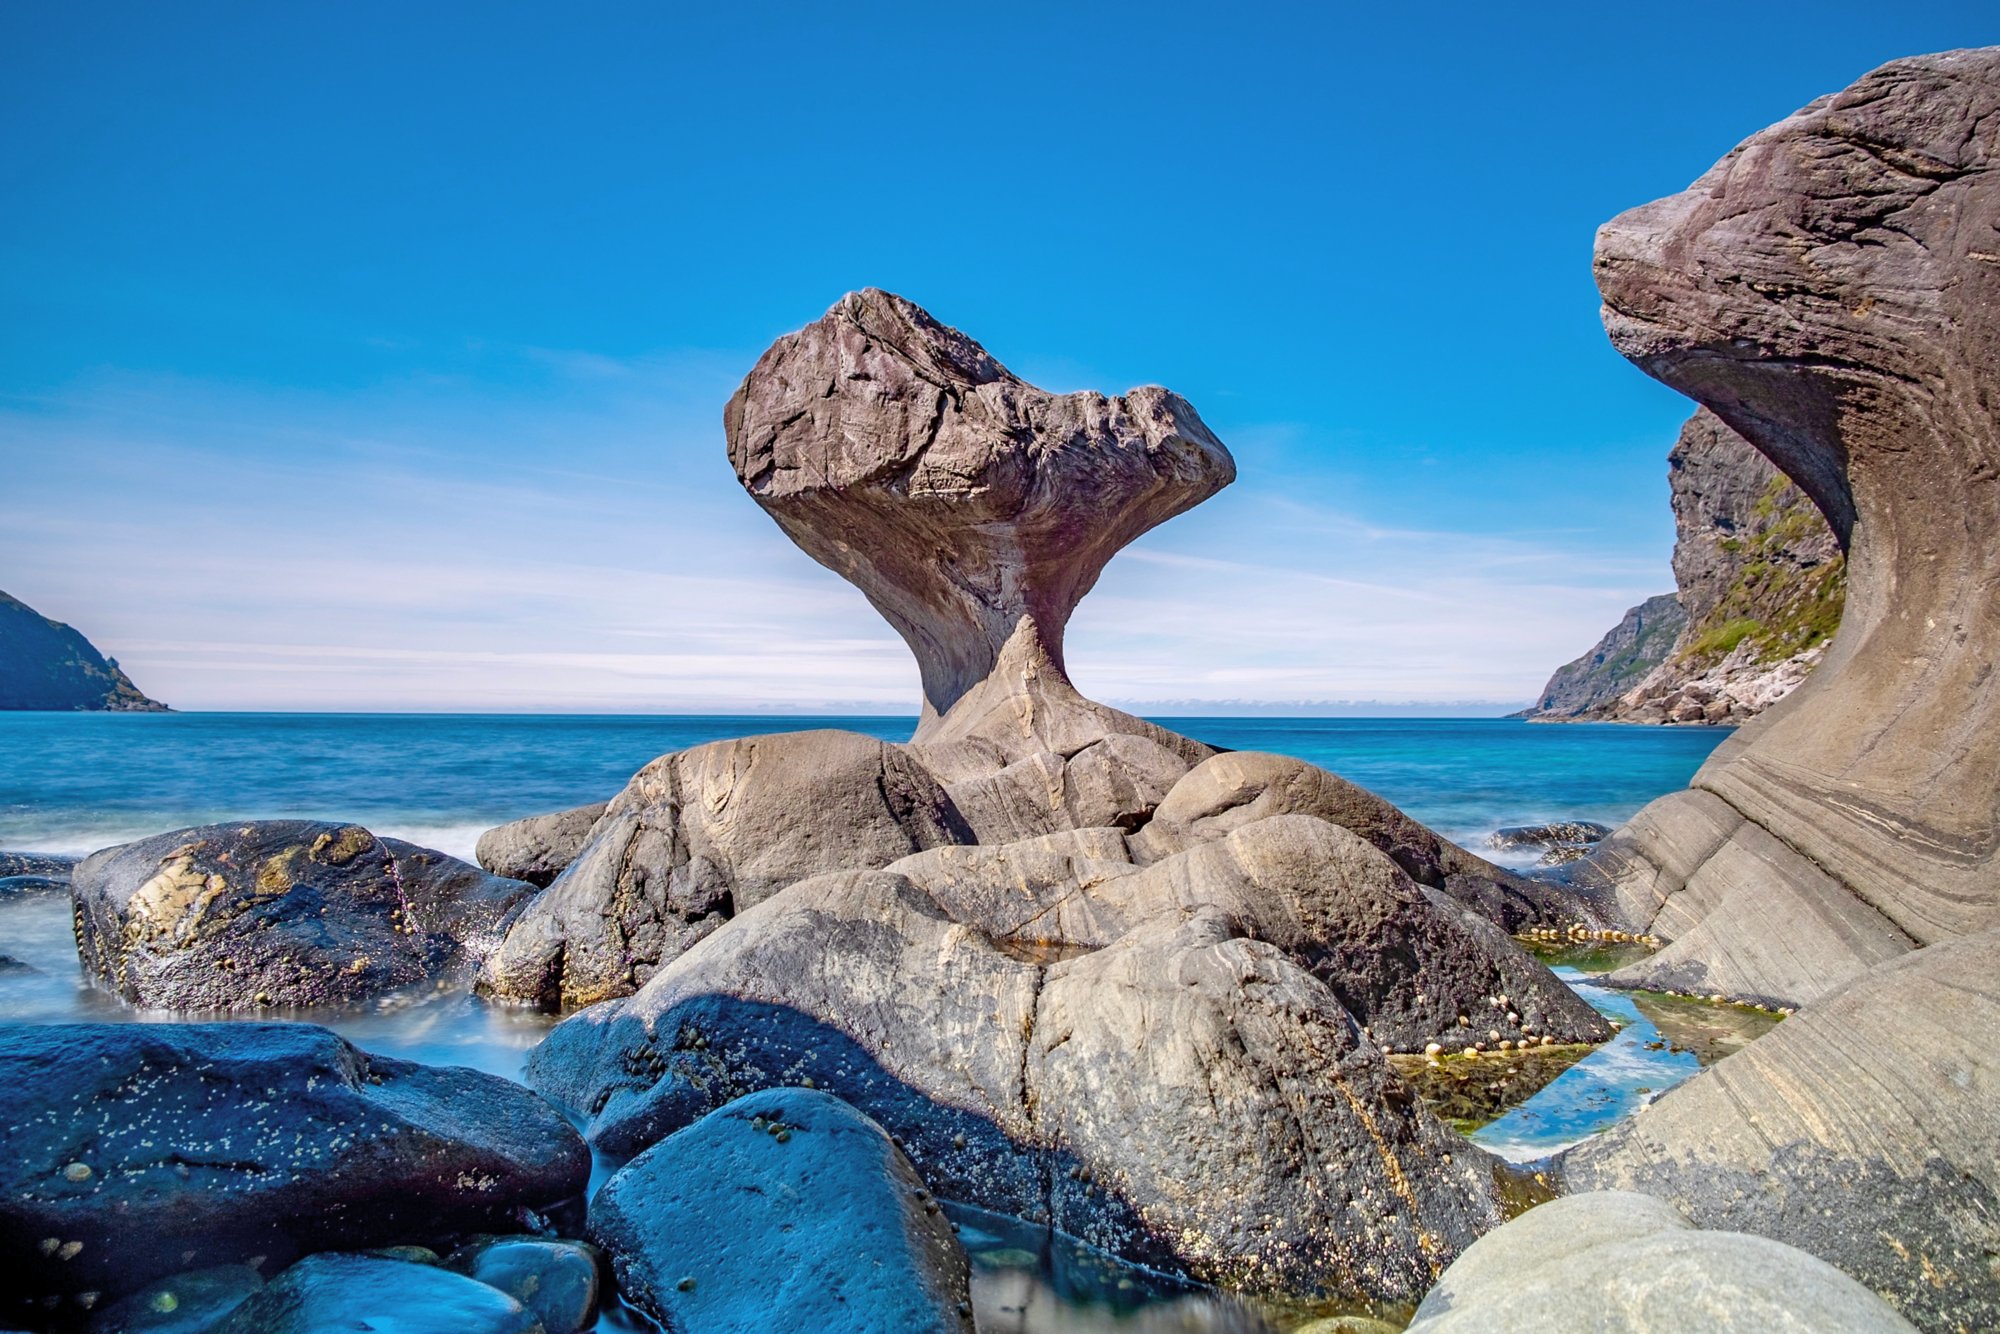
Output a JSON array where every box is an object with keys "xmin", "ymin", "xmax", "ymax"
[{"xmin": 0, "ymin": 358, "xmax": 1669, "ymax": 711}]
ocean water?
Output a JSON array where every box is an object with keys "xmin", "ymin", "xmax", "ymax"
[
  {"xmin": 0, "ymin": 711, "xmax": 1728, "ymax": 863},
  {"xmin": 0, "ymin": 712, "xmax": 1735, "ymax": 1332}
]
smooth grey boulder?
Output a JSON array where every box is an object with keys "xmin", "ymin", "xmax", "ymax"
[
  {"xmin": 886, "ymin": 817, "xmax": 1603, "ymax": 1052},
  {"xmin": 527, "ymin": 829, "xmax": 1511, "ymax": 1301},
  {"xmin": 70, "ymin": 822, "xmax": 537, "ymax": 1010},
  {"xmin": 475, "ymin": 803, "xmax": 607, "ymax": 888},
  {"xmin": 88, "ymin": 1264, "xmax": 264, "ymax": 1334},
  {"xmin": 1562, "ymin": 929, "xmax": 2000, "ymax": 1331},
  {"xmin": 447, "ymin": 1237, "xmax": 600, "ymax": 1334},
  {"xmin": 478, "ymin": 730, "xmax": 971, "ymax": 1008},
  {"xmin": 209, "ymin": 1254, "xmax": 542, "ymax": 1334},
  {"xmin": 589, "ymin": 1088, "xmax": 973, "ymax": 1334},
  {"xmin": 1135, "ymin": 751, "xmax": 1592, "ymax": 932},
  {"xmin": 1573, "ymin": 48, "xmax": 2000, "ymax": 1004},
  {"xmin": 0, "ymin": 1022, "xmax": 590, "ymax": 1316},
  {"xmin": 1404, "ymin": 1192, "xmax": 1916, "ymax": 1333}
]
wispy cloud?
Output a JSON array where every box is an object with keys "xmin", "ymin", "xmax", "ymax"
[{"xmin": 0, "ymin": 356, "xmax": 1668, "ymax": 711}]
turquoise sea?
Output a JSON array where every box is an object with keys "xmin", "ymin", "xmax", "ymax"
[{"xmin": 0, "ymin": 711, "xmax": 1729, "ymax": 865}]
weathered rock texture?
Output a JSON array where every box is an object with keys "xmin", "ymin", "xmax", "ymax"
[
  {"xmin": 1564, "ymin": 931, "xmax": 2000, "ymax": 1332},
  {"xmin": 1518, "ymin": 594, "xmax": 1687, "ymax": 720},
  {"xmin": 478, "ymin": 731, "xmax": 971, "ymax": 1008},
  {"xmin": 1405, "ymin": 1192, "xmax": 1917, "ymax": 1333},
  {"xmin": 724, "ymin": 288, "xmax": 1225, "ymax": 804},
  {"xmin": 526, "ymin": 814, "xmax": 1584, "ymax": 1301},
  {"xmin": 1523, "ymin": 411, "xmax": 1845, "ymax": 725},
  {"xmin": 1566, "ymin": 48, "xmax": 2000, "ymax": 1009},
  {"xmin": 589, "ymin": 1088, "xmax": 973, "ymax": 1334},
  {"xmin": 72, "ymin": 822, "xmax": 537, "ymax": 1010},
  {"xmin": 0, "ymin": 590, "xmax": 165, "ymax": 711},
  {"xmin": 476, "ymin": 802, "xmax": 607, "ymax": 887},
  {"xmin": 0, "ymin": 1023, "xmax": 589, "ymax": 1318}
]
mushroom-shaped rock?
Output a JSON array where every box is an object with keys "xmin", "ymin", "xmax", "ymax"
[
  {"xmin": 71, "ymin": 821, "xmax": 537, "ymax": 1010},
  {"xmin": 1574, "ymin": 48, "xmax": 2000, "ymax": 1005},
  {"xmin": 724, "ymin": 289, "xmax": 1232, "ymax": 771}
]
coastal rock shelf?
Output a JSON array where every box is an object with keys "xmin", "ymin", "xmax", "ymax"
[{"xmin": 1557, "ymin": 46, "xmax": 2000, "ymax": 1330}]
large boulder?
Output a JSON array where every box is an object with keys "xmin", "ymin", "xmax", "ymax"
[
  {"xmin": 70, "ymin": 822, "xmax": 538, "ymax": 1010},
  {"xmin": 1135, "ymin": 751, "xmax": 1592, "ymax": 932},
  {"xmin": 1562, "ymin": 930, "xmax": 2000, "ymax": 1331},
  {"xmin": 1572, "ymin": 47, "xmax": 2000, "ymax": 1005},
  {"xmin": 478, "ymin": 730, "xmax": 971, "ymax": 1008},
  {"xmin": 527, "ymin": 821, "xmax": 1519, "ymax": 1301},
  {"xmin": 1404, "ymin": 1192, "xmax": 1916, "ymax": 1333},
  {"xmin": 476, "ymin": 803, "xmax": 607, "ymax": 888},
  {"xmin": 0, "ymin": 1023, "xmax": 590, "ymax": 1320},
  {"xmin": 589, "ymin": 1088, "xmax": 973, "ymax": 1334}
]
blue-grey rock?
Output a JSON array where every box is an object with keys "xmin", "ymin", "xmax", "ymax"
[
  {"xmin": 588, "ymin": 1087, "xmax": 973, "ymax": 1334},
  {"xmin": 209, "ymin": 1254, "xmax": 542, "ymax": 1334},
  {"xmin": 448, "ymin": 1238, "xmax": 600, "ymax": 1334},
  {"xmin": 0, "ymin": 851, "xmax": 77, "ymax": 880},
  {"xmin": 0, "ymin": 1022, "xmax": 589, "ymax": 1321},
  {"xmin": 1404, "ymin": 1192, "xmax": 1915, "ymax": 1332},
  {"xmin": 0, "ymin": 874, "xmax": 68, "ymax": 898},
  {"xmin": 87, "ymin": 1264, "xmax": 263, "ymax": 1334}
]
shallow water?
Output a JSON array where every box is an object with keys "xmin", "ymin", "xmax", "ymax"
[{"xmin": 0, "ymin": 713, "xmax": 1737, "ymax": 1331}]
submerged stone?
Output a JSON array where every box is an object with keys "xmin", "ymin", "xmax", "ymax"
[{"xmin": 208, "ymin": 1254, "xmax": 542, "ymax": 1334}]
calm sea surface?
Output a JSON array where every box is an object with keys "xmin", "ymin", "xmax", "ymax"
[{"xmin": 0, "ymin": 711, "xmax": 1729, "ymax": 864}]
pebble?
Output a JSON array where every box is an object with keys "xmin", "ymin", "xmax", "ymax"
[
  {"xmin": 62, "ymin": 1162, "xmax": 92, "ymax": 1182},
  {"xmin": 1424, "ymin": 1042, "xmax": 1442, "ymax": 1056}
]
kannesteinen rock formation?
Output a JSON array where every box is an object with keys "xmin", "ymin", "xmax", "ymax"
[
  {"xmin": 0, "ymin": 589, "xmax": 166, "ymax": 711},
  {"xmin": 1521, "ymin": 409, "xmax": 1844, "ymax": 724},
  {"xmin": 1557, "ymin": 48, "xmax": 2000, "ymax": 1331},
  {"xmin": 482, "ymin": 290, "xmax": 1606, "ymax": 1302}
]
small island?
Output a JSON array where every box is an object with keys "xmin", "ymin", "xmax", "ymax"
[{"xmin": 0, "ymin": 591, "xmax": 166, "ymax": 712}]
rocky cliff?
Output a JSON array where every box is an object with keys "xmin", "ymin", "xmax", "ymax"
[
  {"xmin": 0, "ymin": 590, "xmax": 166, "ymax": 711},
  {"xmin": 1522, "ymin": 410, "xmax": 1843, "ymax": 723}
]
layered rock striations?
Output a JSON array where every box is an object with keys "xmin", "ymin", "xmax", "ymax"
[
  {"xmin": 1575, "ymin": 47, "xmax": 2000, "ymax": 1004},
  {"xmin": 0, "ymin": 590, "xmax": 166, "ymax": 711},
  {"xmin": 1522, "ymin": 410, "xmax": 1844, "ymax": 725},
  {"xmin": 1555, "ymin": 47, "xmax": 2000, "ymax": 1332}
]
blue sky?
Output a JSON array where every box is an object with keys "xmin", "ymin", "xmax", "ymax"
[{"xmin": 2, "ymin": 2, "xmax": 1991, "ymax": 712}]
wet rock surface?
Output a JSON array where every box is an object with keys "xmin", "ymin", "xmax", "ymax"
[
  {"xmin": 70, "ymin": 821, "xmax": 537, "ymax": 1010},
  {"xmin": 479, "ymin": 730, "xmax": 971, "ymax": 1008},
  {"xmin": 0, "ymin": 852, "xmax": 78, "ymax": 881},
  {"xmin": 1563, "ymin": 929, "xmax": 2000, "ymax": 1331},
  {"xmin": 208, "ymin": 1254, "xmax": 543, "ymax": 1334},
  {"xmin": 447, "ymin": 1237, "xmax": 601, "ymax": 1334},
  {"xmin": 87, "ymin": 1264, "xmax": 264, "ymax": 1334},
  {"xmin": 589, "ymin": 1087, "xmax": 973, "ymax": 1334},
  {"xmin": 0, "ymin": 1022, "xmax": 590, "ymax": 1318},
  {"xmin": 1405, "ymin": 1191, "xmax": 1916, "ymax": 1332},
  {"xmin": 476, "ymin": 803, "xmax": 607, "ymax": 888}
]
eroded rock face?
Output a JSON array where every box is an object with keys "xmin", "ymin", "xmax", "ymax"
[
  {"xmin": 0, "ymin": 1023, "xmax": 590, "ymax": 1318},
  {"xmin": 476, "ymin": 803, "xmax": 607, "ymax": 888},
  {"xmin": 71, "ymin": 822, "xmax": 537, "ymax": 1010},
  {"xmin": 1135, "ymin": 751, "xmax": 1591, "ymax": 932},
  {"xmin": 1562, "ymin": 931, "xmax": 2000, "ymax": 1331},
  {"xmin": 725, "ymin": 289, "xmax": 1234, "ymax": 732},
  {"xmin": 526, "ymin": 816, "xmax": 1541, "ymax": 1301},
  {"xmin": 479, "ymin": 730, "xmax": 971, "ymax": 1008},
  {"xmin": 589, "ymin": 1088, "xmax": 973, "ymax": 1334},
  {"xmin": 1574, "ymin": 48, "xmax": 2000, "ymax": 1005}
]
